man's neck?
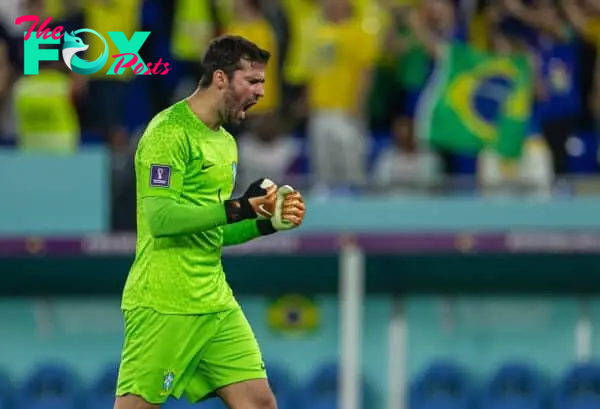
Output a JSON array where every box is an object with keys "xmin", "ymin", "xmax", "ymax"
[{"xmin": 186, "ymin": 89, "xmax": 222, "ymax": 130}]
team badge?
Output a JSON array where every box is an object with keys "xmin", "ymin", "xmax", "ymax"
[{"xmin": 160, "ymin": 370, "xmax": 175, "ymax": 396}]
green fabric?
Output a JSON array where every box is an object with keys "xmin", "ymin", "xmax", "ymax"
[
  {"xmin": 394, "ymin": 28, "xmax": 431, "ymax": 90},
  {"xmin": 222, "ymin": 219, "xmax": 262, "ymax": 246},
  {"xmin": 123, "ymin": 100, "xmax": 242, "ymax": 315},
  {"xmin": 116, "ymin": 307, "xmax": 265, "ymax": 404},
  {"xmin": 142, "ymin": 196, "xmax": 227, "ymax": 238},
  {"xmin": 367, "ymin": 26, "xmax": 432, "ymax": 125}
]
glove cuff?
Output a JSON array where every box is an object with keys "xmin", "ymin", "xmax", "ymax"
[
  {"xmin": 224, "ymin": 198, "xmax": 256, "ymax": 223},
  {"xmin": 257, "ymin": 219, "xmax": 277, "ymax": 235}
]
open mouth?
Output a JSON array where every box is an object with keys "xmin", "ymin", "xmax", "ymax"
[
  {"xmin": 242, "ymin": 101, "xmax": 257, "ymax": 112},
  {"xmin": 238, "ymin": 101, "xmax": 257, "ymax": 120}
]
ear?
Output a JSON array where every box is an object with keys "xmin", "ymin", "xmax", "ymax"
[{"xmin": 213, "ymin": 70, "xmax": 228, "ymax": 90}]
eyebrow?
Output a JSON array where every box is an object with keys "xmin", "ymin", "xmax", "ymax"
[{"xmin": 246, "ymin": 76, "xmax": 265, "ymax": 83}]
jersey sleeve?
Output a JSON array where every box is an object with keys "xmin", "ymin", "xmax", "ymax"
[
  {"xmin": 222, "ymin": 219, "xmax": 277, "ymax": 246},
  {"xmin": 222, "ymin": 219, "xmax": 261, "ymax": 246},
  {"xmin": 143, "ymin": 196, "xmax": 228, "ymax": 238},
  {"xmin": 135, "ymin": 120, "xmax": 191, "ymax": 200}
]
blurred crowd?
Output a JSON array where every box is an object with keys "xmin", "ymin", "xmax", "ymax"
[{"xmin": 0, "ymin": 0, "xmax": 598, "ymax": 225}]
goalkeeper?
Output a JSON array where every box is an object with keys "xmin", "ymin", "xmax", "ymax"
[{"xmin": 114, "ymin": 35, "xmax": 306, "ymax": 409}]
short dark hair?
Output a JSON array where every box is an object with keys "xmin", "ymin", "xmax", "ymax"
[{"xmin": 198, "ymin": 35, "xmax": 271, "ymax": 88}]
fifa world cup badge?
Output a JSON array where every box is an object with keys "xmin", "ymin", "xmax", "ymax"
[{"xmin": 161, "ymin": 370, "xmax": 175, "ymax": 396}]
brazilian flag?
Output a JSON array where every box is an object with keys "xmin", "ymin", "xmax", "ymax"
[
  {"xmin": 416, "ymin": 42, "xmax": 533, "ymax": 158},
  {"xmin": 267, "ymin": 294, "xmax": 320, "ymax": 336}
]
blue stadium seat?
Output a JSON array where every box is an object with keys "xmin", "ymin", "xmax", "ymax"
[
  {"xmin": 302, "ymin": 395, "xmax": 337, "ymax": 409},
  {"xmin": 16, "ymin": 363, "xmax": 80, "ymax": 409},
  {"xmin": 409, "ymin": 360, "xmax": 474, "ymax": 409},
  {"xmin": 265, "ymin": 362, "xmax": 297, "ymax": 409},
  {"xmin": 197, "ymin": 397, "xmax": 227, "ymax": 409},
  {"xmin": 266, "ymin": 362, "xmax": 293, "ymax": 394},
  {"xmin": 555, "ymin": 362, "xmax": 600, "ymax": 409},
  {"xmin": 481, "ymin": 362, "xmax": 546, "ymax": 409},
  {"xmin": 164, "ymin": 396, "xmax": 225, "ymax": 409},
  {"xmin": 299, "ymin": 362, "xmax": 372, "ymax": 409},
  {"xmin": 0, "ymin": 371, "xmax": 13, "ymax": 409},
  {"xmin": 85, "ymin": 362, "xmax": 119, "ymax": 409},
  {"xmin": 163, "ymin": 397, "xmax": 195, "ymax": 408}
]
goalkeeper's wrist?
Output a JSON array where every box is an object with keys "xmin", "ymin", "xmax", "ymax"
[
  {"xmin": 257, "ymin": 219, "xmax": 277, "ymax": 235},
  {"xmin": 224, "ymin": 198, "xmax": 256, "ymax": 223}
]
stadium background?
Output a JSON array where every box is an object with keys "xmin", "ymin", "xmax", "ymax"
[{"xmin": 2, "ymin": 0, "xmax": 600, "ymax": 409}]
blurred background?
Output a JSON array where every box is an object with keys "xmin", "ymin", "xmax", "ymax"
[{"xmin": 2, "ymin": 0, "xmax": 600, "ymax": 408}]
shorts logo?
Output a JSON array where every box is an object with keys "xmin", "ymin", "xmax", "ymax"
[
  {"xmin": 160, "ymin": 370, "xmax": 175, "ymax": 396},
  {"xmin": 150, "ymin": 165, "xmax": 171, "ymax": 188}
]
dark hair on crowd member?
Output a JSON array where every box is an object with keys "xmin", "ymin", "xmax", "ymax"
[{"xmin": 198, "ymin": 35, "xmax": 271, "ymax": 88}]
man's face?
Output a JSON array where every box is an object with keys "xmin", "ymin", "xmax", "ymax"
[{"xmin": 221, "ymin": 59, "xmax": 266, "ymax": 124}]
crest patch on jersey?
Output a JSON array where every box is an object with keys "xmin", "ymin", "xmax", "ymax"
[
  {"xmin": 150, "ymin": 165, "xmax": 171, "ymax": 188},
  {"xmin": 160, "ymin": 370, "xmax": 176, "ymax": 396}
]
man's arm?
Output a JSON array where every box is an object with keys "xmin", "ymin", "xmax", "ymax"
[
  {"xmin": 504, "ymin": 0, "xmax": 568, "ymax": 40},
  {"xmin": 408, "ymin": 6, "xmax": 445, "ymax": 59},
  {"xmin": 137, "ymin": 121, "xmax": 264, "ymax": 238},
  {"xmin": 222, "ymin": 219, "xmax": 277, "ymax": 246},
  {"xmin": 143, "ymin": 196, "xmax": 229, "ymax": 238}
]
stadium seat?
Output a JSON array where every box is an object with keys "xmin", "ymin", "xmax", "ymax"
[
  {"xmin": 299, "ymin": 362, "xmax": 372, "ymax": 409},
  {"xmin": 555, "ymin": 362, "xmax": 600, "ymax": 409},
  {"xmin": 163, "ymin": 397, "xmax": 195, "ymax": 408},
  {"xmin": 265, "ymin": 362, "xmax": 297, "ymax": 409},
  {"xmin": 86, "ymin": 362, "xmax": 120, "ymax": 409},
  {"xmin": 16, "ymin": 363, "xmax": 80, "ymax": 409},
  {"xmin": 197, "ymin": 398, "xmax": 227, "ymax": 409},
  {"xmin": 0, "ymin": 371, "xmax": 13, "ymax": 409},
  {"xmin": 409, "ymin": 360, "xmax": 474, "ymax": 409},
  {"xmin": 164, "ymin": 396, "xmax": 225, "ymax": 409},
  {"xmin": 481, "ymin": 362, "xmax": 546, "ymax": 409}
]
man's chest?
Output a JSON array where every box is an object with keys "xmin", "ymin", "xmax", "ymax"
[{"xmin": 182, "ymin": 136, "xmax": 238, "ymax": 203}]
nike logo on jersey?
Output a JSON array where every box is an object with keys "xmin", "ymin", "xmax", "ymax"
[{"xmin": 201, "ymin": 162, "xmax": 215, "ymax": 170}]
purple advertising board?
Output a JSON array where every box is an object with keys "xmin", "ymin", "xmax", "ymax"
[{"xmin": 2, "ymin": 232, "xmax": 600, "ymax": 256}]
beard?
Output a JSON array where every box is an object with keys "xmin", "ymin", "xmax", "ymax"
[{"xmin": 221, "ymin": 86, "xmax": 256, "ymax": 125}]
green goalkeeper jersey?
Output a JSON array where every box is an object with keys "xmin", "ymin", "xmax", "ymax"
[{"xmin": 122, "ymin": 100, "xmax": 260, "ymax": 314}]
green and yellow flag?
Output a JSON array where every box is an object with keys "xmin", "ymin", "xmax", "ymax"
[
  {"xmin": 267, "ymin": 294, "xmax": 320, "ymax": 337},
  {"xmin": 416, "ymin": 42, "xmax": 534, "ymax": 158}
]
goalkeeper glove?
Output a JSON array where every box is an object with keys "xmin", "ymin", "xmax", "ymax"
[
  {"xmin": 224, "ymin": 178, "xmax": 277, "ymax": 223},
  {"xmin": 271, "ymin": 185, "xmax": 306, "ymax": 231}
]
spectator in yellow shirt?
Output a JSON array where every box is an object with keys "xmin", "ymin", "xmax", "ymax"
[
  {"xmin": 226, "ymin": 0, "xmax": 279, "ymax": 117},
  {"xmin": 303, "ymin": 0, "xmax": 379, "ymax": 187}
]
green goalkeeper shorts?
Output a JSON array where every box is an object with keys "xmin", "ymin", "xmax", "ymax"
[{"xmin": 115, "ymin": 307, "xmax": 267, "ymax": 404}]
